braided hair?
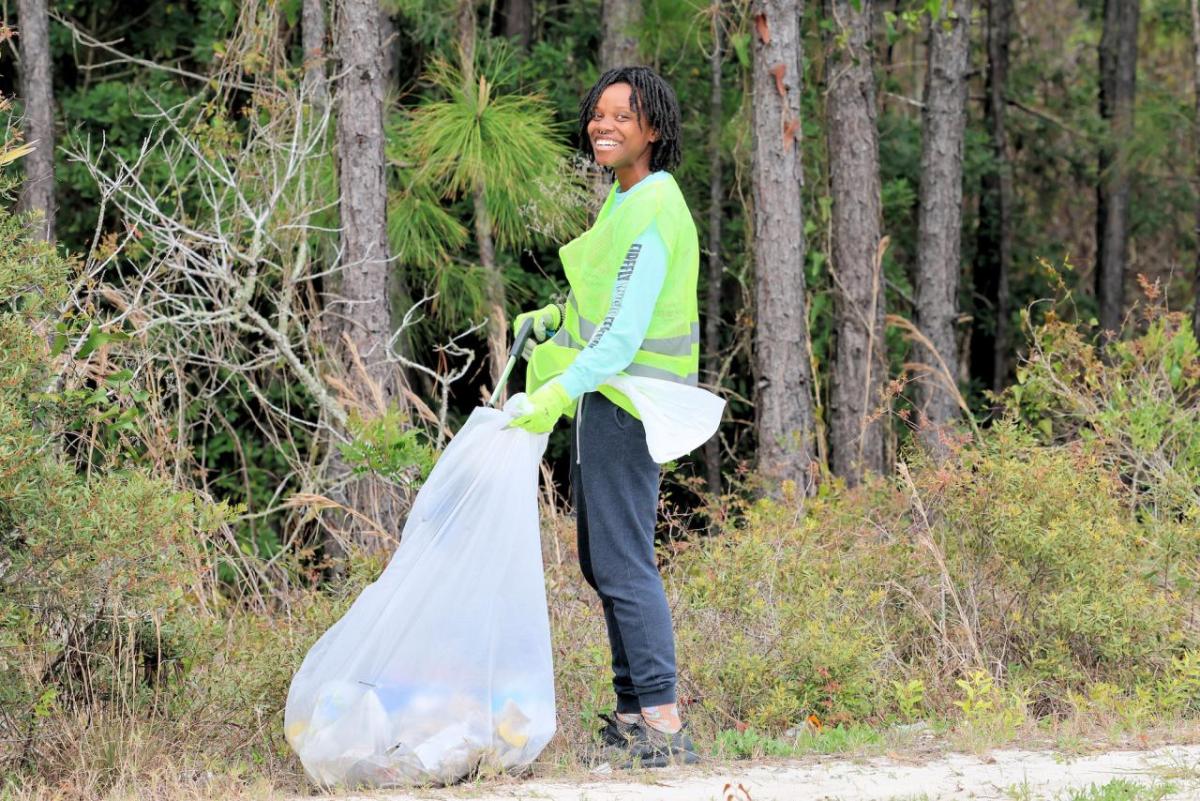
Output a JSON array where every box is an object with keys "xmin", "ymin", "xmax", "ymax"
[{"xmin": 577, "ymin": 66, "xmax": 682, "ymax": 173}]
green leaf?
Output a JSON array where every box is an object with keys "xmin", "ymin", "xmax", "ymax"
[
  {"xmin": 730, "ymin": 31, "xmax": 751, "ymax": 69},
  {"xmin": 76, "ymin": 327, "xmax": 130, "ymax": 360}
]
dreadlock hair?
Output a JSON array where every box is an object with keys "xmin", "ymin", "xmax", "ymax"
[{"xmin": 578, "ymin": 66, "xmax": 682, "ymax": 173}]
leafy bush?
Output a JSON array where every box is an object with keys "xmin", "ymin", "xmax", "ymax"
[
  {"xmin": 1007, "ymin": 307, "xmax": 1200, "ymax": 521},
  {"xmin": 620, "ymin": 423, "xmax": 1195, "ymax": 738},
  {"xmin": 0, "ymin": 167, "xmax": 229, "ymax": 777},
  {"xmin": 904, "ymin": 427, "xmax": 1183, "ymax": 698},
  {"xmin": 668, "ymin": 483, "xmax": 890, "ymax": 730},
  {"xmin": 338, "ymin": 406, "xmax": 436, "ymax": 487}
]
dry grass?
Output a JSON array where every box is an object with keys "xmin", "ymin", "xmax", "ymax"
[{"xmin": 9, "ymin": 429, "xmax": 1200, "ymax": 799}]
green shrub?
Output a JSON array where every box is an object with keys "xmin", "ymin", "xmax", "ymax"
[
  {"xmin": 0, "ymin": 179, "xmax": 230, "ymax": 777},
  {"xmin": 712, "ymin": 727, "xmax": 793, "ymax": 758},
  {"xmin": 668, "ymin": 487, "xmax": 890, "ymax": 730},
  {"xmin": 632, "ymin": 424, "xmax": 1194, "ymax": 739},
  {"xmin": 908, "ymin": 426, "xmax": 1182, "ymax": 693},
  {"xmin": 1007, "ymin": 309, "xmax": 1200, "ymax": 522}
]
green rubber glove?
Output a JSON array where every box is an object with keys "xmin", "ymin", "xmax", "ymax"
[
  {"xmin": 509, "ymin": 381, "xmax": 572, "ymax": 434},
  {"xmin": 512, "ymin": 303, "xmax": 562, "ymax": 343}
]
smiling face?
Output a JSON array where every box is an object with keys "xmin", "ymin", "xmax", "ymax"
[{"xmin": 586, "ymin": 82, "xmax": 658, "ymax": 182}]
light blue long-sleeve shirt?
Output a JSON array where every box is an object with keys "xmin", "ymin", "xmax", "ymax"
[{"xmin": 557, "ymin": 172, "xmax": 671, "ymax": 401}]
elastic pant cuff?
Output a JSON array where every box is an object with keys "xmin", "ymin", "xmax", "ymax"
[
  {"xmin": 615, "ymin": 695, "xmax": 642, "ymax": 715},
  {"xmin": 636, "ymin": 687, "xmax": 677, "ymax": 710}
]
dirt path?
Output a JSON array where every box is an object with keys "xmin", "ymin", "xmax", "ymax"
[{"xmin": 315, "ymin": 745, "xmax": 1200, "ymax": 801}]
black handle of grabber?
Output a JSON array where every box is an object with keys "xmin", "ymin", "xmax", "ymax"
[
  {"xmin": 486, "ymin": 317, "xmax": 535, "ymax": 407},
  {"xmin": 509, "ymin": 317, "xmax": 535, "ymax": 362}
]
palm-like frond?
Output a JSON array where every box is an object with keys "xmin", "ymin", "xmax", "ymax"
[
  {"xmin": 429, "ymin": 260, "xmax": 491, "ymax": 327},
  {"xmin": 387, "ymin": 182, "xmax": 469, "ymax": 270},
  {"xmin": 399, "ymin": 57, "xmax": 588, "ymax": 250}
]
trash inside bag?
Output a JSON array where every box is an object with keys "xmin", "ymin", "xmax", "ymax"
[{"xmin": 285, "ymin": 399, "xmax": 555, "ymax": 788}]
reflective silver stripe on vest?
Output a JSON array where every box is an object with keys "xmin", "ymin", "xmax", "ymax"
[
  {"xmin": 569, "ymin": 295, "xmax": 597, "ymax": 340},
  {"xmin": 570, "ymin": 294, "xmax": 698, "ymax": 357},
  {"xmin": 623, "ymin": 363, "xmax": 699, "ymax": 385},
  {"xmin": 552, "ymin": 326, "xmax": 582, "ymax": 350},
  {"xmin": 641, "ymin": 322, "xmax": 701, "ymax": 357},
  {"xmin": 550, "ymin": 327, "xmax": 696, "ymax": 385}
]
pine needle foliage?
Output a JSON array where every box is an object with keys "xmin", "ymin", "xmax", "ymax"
[
  {"xmin": 385, "ymin": 178, "xmax": 469, "ymax": 269},
  {"xmin": 398, "ymin": 52, "xmax": 588, "ymax": 251}
]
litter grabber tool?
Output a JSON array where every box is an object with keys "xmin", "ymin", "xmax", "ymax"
[{"xmin": 486, "ymin": 317, "xmax": 534, "ymax": 407}]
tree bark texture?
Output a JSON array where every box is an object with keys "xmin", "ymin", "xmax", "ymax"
[
  {"xmin": 302, "ymin": 0, "xmax": 328, "ymax": 107},
  {"xmin": 703, "ymin": 0, "xmax": 724, "ymax": 495},
  {"xmin": 600, "ymin": 0, "xmax": 642, "ymax": 71},
  {"xmin": 455, "ymin": 0, "xmax": 508, "ymax": 392},
  {"xmin": 914, "ymin": 0, "xmax": 971, "ymax": 439},
  {"xmin": 972, "ymin": 0, "xmax": 1013, "ymax": 393},
  {"xmin": 824, "ymin": 0, "xmax": 887, "ymax": 483},
  {"xmin": 590, "ymin": 0, "xmax": 643, "ymax": 205},
  {"xmin": 750, "ymin": 0, "xmax": 817, "ymax": 491},
  {"xmin": 330, "ymin": 0, "xmax": 405, "ymax": 552},
  {"xmin": 1192, "ymin": 0, "xmax": 1200, "ymax": 346},
  {"xmin": 457, "ymin": 0, "xmax": 477, "ymax": 65},
  {"xmin": 17, "ymin": 0, "xmax": 55, "ymax": 241},
  {"xmin": 1096, "ymin": 0, "xmax": 1139, "ymax": 337},
  {"xmin": 503, "ymin": 0, "xmax": 534, "ymax": 49}
]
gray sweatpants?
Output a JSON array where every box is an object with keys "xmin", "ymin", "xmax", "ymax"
[{"xmin": 570, "ymin": 391, "xmax": 677, "ymax": 714}]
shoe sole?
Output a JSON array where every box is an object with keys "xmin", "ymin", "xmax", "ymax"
[{"xmin": 621, "ymin": 750, "xmax": 702, "ymax": 769}]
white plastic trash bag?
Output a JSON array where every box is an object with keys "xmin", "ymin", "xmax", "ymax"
[
  {"xmin": 605, "ymin": 375, "xmax": 725, "ymax": 464},
  {"xmin": 284, "ymin": 399, "xmax": 555, "ymax": 788}
]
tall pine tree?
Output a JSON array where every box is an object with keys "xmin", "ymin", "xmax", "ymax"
[{"xmin": 751, "ymin": 0, "xmax": 816, "ymax": 491}]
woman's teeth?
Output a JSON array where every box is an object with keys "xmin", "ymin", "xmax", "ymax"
[{"xmin": 595, "ymin": 139, "xmax": 619, "ymax": 150}]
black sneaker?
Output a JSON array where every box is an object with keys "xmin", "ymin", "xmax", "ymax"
[
  {"xmin": 615, "ymin": 721, "xmax": 702, "ymax": 769},
  {"xmin": 597, "ymin": 713, "xmax": 640, "ymax": 747}
]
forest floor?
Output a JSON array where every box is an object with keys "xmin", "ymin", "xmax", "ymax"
[{"xmin": 305, "ymin": 743, "xmax": 1200, "ymax": 801}]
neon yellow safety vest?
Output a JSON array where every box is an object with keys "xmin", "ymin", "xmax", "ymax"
[{"xmin": 526, "ymin": 173, "xmax": 700, "ymax": 420}]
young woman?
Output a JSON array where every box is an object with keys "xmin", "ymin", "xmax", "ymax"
[{"xmin": 509, "ymin": 66, "xmax": 701, "ymax": 767}]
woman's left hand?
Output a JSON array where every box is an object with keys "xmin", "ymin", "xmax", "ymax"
[{"xmin": 508, "ymin": 382, "xmax": 572, "ymax": 433}]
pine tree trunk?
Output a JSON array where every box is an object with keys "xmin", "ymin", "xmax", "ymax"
[
  {"xmin": 503, "ymin": 0, "xmax": 533, "ymax": 49},
  {"xmin": 600, "ymin": 0, "xmax": 642, "ymax": 71},
  {"xmin": 750, "ymin": 0, "xmax": 816, "ymax": 491},
  {"xmin": 1096, "ymin": 0, "xmax": 1139, "ymax": 338},
  {"xmin": 457, "ymin": 0, "xmax": 477, "ymax": 64},
  {"xmin": 825, "ymin": 0, "xmax": 886, "ymax": 483},
  {"xmin": 1192, "ymin": 0, "xmax": 1200, "ymax": 346},
  {"xmin": 302, "ymin": 0, "xmax": 328, "ymax": 107},
  {"xmin": 972, "ymin": 0, "xmax": 1012, "ymax": 393},
  {"xmin": 328, "ymin": 0, "xmax": 405, "ymax": 553},
  {"xmin": 590, "ymin": 0, "xmax": 643, "ymax": 206},
  {"xmin": 455, "ymin": 0, "xmax": 508, "ymax": 392},
  {"xmin": 914, "ymin": 0, "xmax": 971, "ymax": 443},
  {"xmin": 703, "ymin": 0, "xmax": 724, "ymax": 495},
  {"xmin": 16, "ymin": 0, "xmax": 55, "ymax": 241},
  {"xmin": 381, "ymin": 10, "xmax": 401, "ymax": 86}
]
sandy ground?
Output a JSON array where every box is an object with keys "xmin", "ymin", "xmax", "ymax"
[{"xmin": 311, "ymin": 745, "xmax": 1200, "ymax": 801}]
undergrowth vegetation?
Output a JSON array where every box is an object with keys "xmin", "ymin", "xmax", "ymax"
[
  {"xmin": 666, "ymin": 425, "xmax": 1193, "ymax": 732},
  {"xmin": 5, "ymin": 145, "xmax": 1200, "ymax": 796}
]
